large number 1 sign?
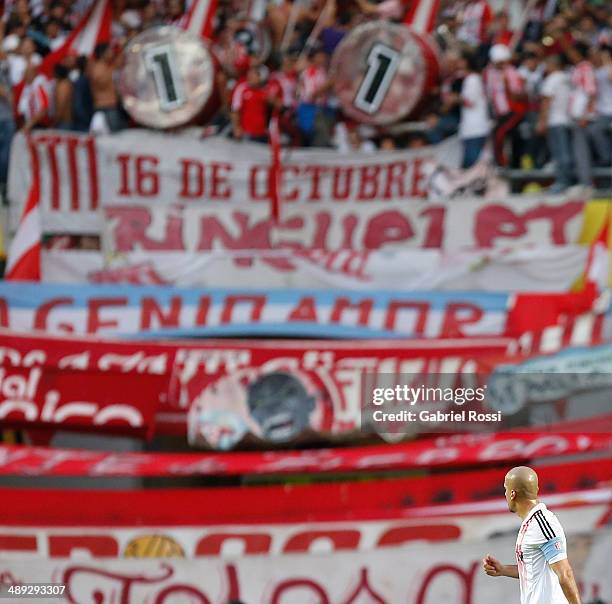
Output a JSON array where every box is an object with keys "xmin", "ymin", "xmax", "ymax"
[
  {"xmin": 144, "ymin": 44, "xmax": 186, "ymax": 112},
  {"xmin": 119, "ymin": 26, "xmax": 214, "ymax": 129},
  {"xmin": 331, "ymin": 22, "xmax": 439, "ymax": 125},
  {"xmin": 354, "ymin": 43, "xmax": 400, "ymax": 115}
]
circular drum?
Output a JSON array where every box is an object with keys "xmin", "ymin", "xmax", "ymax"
[
  {"xmin": 331, "ymin": 21, "xmax": 439, "ymax": 125},
  {"xmin": 118, "ymin": 26, "xmax": 215, "ymax": 129}
]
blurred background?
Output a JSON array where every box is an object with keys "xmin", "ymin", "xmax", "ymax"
[{"xmin": 0, "ymin": 0, "xmax": 611, "ymax": 601}]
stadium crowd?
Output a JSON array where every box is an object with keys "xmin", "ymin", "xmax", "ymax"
[{"xmin": 0, "ymin": 0, "xmax": 611, "ymax": 193}]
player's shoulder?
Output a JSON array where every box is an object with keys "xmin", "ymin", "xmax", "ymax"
[{"xmin": 525, "ymin": 504, "xmax": 564, "ymax": 542}]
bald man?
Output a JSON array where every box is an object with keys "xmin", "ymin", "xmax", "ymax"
[{"xmin": 483, "ymin": 466, "xmax": 582, "ymax": 604}]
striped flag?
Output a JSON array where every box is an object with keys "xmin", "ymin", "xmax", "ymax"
[
  {"xmin": 5, "ymin": 141, "xmax": 41, "ymax": 281},
  {"xmin": 404, "ymin": 0, "xmax": 441, "ymax": 34},
  {"xmin": 13, "ymin": 0, "xmax": 112, "ymax": 111},
  {"xmin": 183, "ymin": 0, "xmax": 218, "ymax": 39},
  {"xmin": 38, "ymin": 0, "xmax": 113, "ymax": 77}
]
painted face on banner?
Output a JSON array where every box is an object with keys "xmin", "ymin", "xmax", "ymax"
[
  {"xmin": 331, "ymin": 21, "xmax": 439, "ymax": 125},
  {"xmin": 187, "ymin": 367, "xmax": 323, "ymax": 450},
  {"xmin": 246, "ymin": 372, "xmax": 316, "ymax": 442},
  {"xmin": 118, "ymin": 25, "xmax": 214, "ymax": 129}
]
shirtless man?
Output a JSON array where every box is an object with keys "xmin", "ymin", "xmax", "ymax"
[{"xmin": 89, "ymin": 42, "xmax": 123, "ymax": 132}]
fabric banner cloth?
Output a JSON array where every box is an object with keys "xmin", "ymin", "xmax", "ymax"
[
  {"xmin": 2, "ymin": 460, "xmax": 609, "ymax": 525},
  {"xmin": 7, "ymin": 131, "xmax": 463, "ymax": 233},
  {"xmin": 1, "ymin": 432, "xmax": 611, "ymax": 476},
  {"xmin": 0, "ymin": 281, "xmax": 600, "ymax": 341},
  {"xmin": 1, "ymin": 530, "xmax": 610, "ymax": 603},
  {"xmin": 0, "ymin": 282, "xmax": 514, "ymax": 339},
  {"xmin": 101, "ymin": 199, "xmax": 586, "ymax": 252},
  {"xmin": 0, "ymin": 331, "xmax": 172, "ymax": 437},
  {"xmin": 44, "ymin": 246, "xmax": 592, "ymax": 292},
  {"xmin": 0, "ymin": 327, "xmax": 608, "ymax": 446},
  {"xmin": 0, "ymin": 489, "xmax": 609, "ymax": 563}
]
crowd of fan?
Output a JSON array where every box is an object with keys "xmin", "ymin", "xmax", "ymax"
[{"xmin": 0, "ymin": 0, "xmax": 611, "ymax": 193}]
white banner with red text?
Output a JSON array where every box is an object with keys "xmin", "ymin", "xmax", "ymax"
[
  {"xmin": 100, "ymin": 199, "xmax": 588, "ymax": 253},
  {"xmin": 0, "ymin": 282, "xmax": 600, "ymax": 340},
  {"xmin": 8, "ymin": 131, "xmax": 593, "ymax": 246},
  {"xmin": 42, "ymin": 246, "xmax": 592, "ymax": 291},
  {"xmin": 1, "ymin": 530, "xmax": 610, "ymax": 603},
  {"xmin": 8, "ymin": 131, "xmax": 464, "ymax": 233}
]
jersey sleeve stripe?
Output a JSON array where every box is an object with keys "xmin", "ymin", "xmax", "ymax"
[
  {"xmin": 538, "ymin": 511, "xmax": 557, "ymax": 538},
  {"xmin": 534, "ymin": 511, "xmax": 555, "ymax": 539}
]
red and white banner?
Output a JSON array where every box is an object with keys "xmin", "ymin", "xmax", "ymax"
[
  {"xmin": 5, "ymin": 139, "xmax": 41, "ymax": 281},
  {"xmin": 1, "ymin": 326, "xmax": 608, "ymax": 445},
  {"xmin": 99, "ymin": 197, "xmax": 587, "ymax": 251},
  {"xmin": 1, "ymin": 529, "xmax": 610, "ymax": 602},
  {"xmin": 0, "ymin": 331, "xmax": 172, "ymax": 437},
  {"xmin": 1, "ymin": 432, "xmax": 611, "ymax": 476},
  {"xmin": 3, "ymin": 460, "xmax": 609, "ymax": 524},
  {"xmin": 7, "ymin": 131, "xmax": 463, "ymax": 233},
  {"xmin": 47, "ymin": 246, "xmax": 592, "ymax": 292}
]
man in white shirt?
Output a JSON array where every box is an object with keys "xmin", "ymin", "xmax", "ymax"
[
  {"xmin": 458, "ymin": 52, "xmax": 490, "ymax": 168},
  {"xmin": 537, "ymin": 55, "xmax": 573, "ymax": 193},
  {"xmin": 482, "ymin": 466, "xmax": 582, "ymax": 604}
]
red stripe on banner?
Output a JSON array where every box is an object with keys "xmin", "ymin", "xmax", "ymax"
[
  {"xmin": 0, "ymin": 536, "xmax": 37, "ymax": 550},
  {"xmin": 86, "ymin": 135, "xmax": 99, "ymax": 209},
  {"xmin": 24, "ymin": 137, "xmax": 41, "ymax": 214},
  {"xmin": 47, "ymin": 138, "xmax": 60, "ymax": 211},
  {"xmin": 0, "ymin": 431, "xmax": 611, "ymax": 478},
  {"xmin": 67, "ymin": 136, "xmax": 80, "ymax": 211},
  {"xmin": 0, "ymin": 460, "xmax": 610, "ymax": 527},
  {"xmin": 4, "ymin": 245, "xmax": 40, "ymax": 281},
  {"xmin": 269, "ymin": 112, "xmax": 282, "ymax": 221}
]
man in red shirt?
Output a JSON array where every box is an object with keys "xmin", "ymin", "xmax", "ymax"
[{"xmin": 231, "ymin": 65, "xmax": 277, "ymax": 143}]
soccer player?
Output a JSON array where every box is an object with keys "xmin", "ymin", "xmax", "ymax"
[{"xmin": 482, "ymin": 466, "xmax": 582, "ymax": 604}]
